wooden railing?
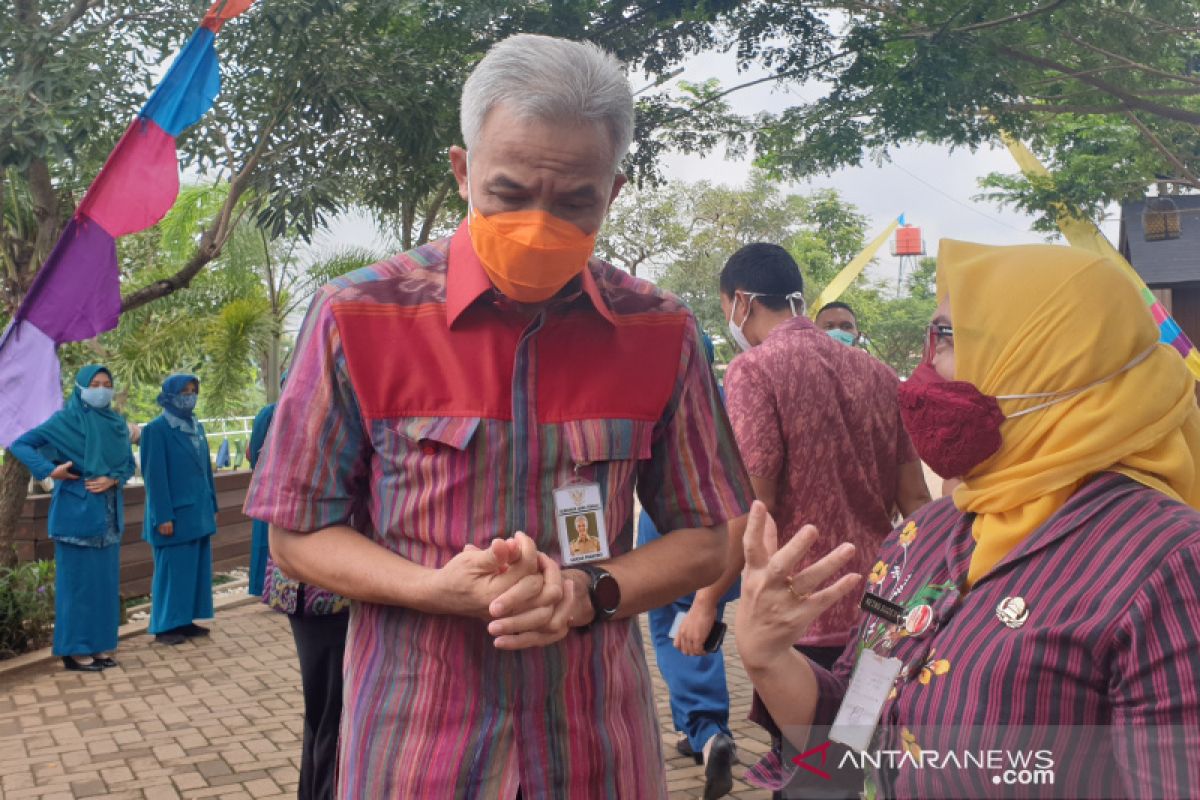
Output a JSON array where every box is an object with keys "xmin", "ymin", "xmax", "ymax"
[{"xmin": 15, "ymin": 471, "xmax": 254, "ymax": 597}]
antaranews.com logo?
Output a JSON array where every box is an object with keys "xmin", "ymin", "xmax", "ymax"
[{"xmin": 793, "ymin": 740, "xmax": 1056, "ymax": 786}]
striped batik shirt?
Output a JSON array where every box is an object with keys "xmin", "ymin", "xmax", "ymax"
[
  {"xmin": 244, "ymin": 222, "xmax": 752, "ymax": 799},
  {"xmin": 776, "ymin": 473, "xmax": 1200, "ymax": 799}
]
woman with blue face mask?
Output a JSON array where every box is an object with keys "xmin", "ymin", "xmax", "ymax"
[
  {"xmin": 139, "ymin": 373, "xmax": 218, "ymax": 646},
  {"xmin": 9, "ymin": 364, "xmax": 136, "ymax": 671}
]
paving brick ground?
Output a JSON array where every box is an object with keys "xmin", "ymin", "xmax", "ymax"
[{"xmin": 0, "ymin": 601, "xmax": 771, "ymax": 799}]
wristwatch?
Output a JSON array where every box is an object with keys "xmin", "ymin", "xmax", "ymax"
[{"xmin": 571, "ymin": 565, "xmax": 620, "ymax": 629}]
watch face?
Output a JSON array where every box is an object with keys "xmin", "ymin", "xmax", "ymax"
[{"xmin": 592, "ymin": 572, "xmax": 620, "ymax": 614}]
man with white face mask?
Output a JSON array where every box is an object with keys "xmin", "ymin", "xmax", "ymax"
[
  {"xmin": 246, "ymin": 33, "xmax": 752, "ymax": 800},
  {"xmin": 707, "ymin": 242, "xmax": 929, "ymax": 797}
]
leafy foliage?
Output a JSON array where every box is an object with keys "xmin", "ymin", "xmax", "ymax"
[
  {"xmin": 648, "ymin": 1, "xmax": 1200, "ymax": 227},
  {"xmin": 603, "ymin": 175, "xmax": 935, "ymax": 373},
  {"xmin": 0, "ymin": 559, "xmax": 54, "ymax": 659}
]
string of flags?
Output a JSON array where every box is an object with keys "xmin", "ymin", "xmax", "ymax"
[{"xmin": 0, "ymin": 0, "xmax": 256, "ymax": 446}]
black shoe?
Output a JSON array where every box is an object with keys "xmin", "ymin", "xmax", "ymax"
[
  {"xmin": 155, "ymin": 633, "xmax": 186, "ymax": 645},
  {"xmin": 92, "ymin": 655, "xmax": 118, "ymax": 668},
  {"xmin": 180, "ymin": 623, "xmax": 210, "ymax": 637},
  {"xmin": 676, "ymin": 733, "xmax": 701, "ymax": 764},
  {"xmin": 62, "ymin": 656, "xmax": 104, "ymax": 672},
  {"xmin": 703, "ymin": 733, "xmax": 735, "ymax": 800}
]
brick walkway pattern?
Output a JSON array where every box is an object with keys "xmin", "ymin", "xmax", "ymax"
[{"xmin": 0, "ymin": 602, "xmax": 772, "ymax": 799}]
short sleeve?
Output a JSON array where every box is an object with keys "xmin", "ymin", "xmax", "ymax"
[
  {"xmin": 1108, "ymin": 539, "xmax": 1200, "ymax": 797},
  {"xmin": 637, "ymin": 319, "xmax": 752, "ymax": 533},
  {"xmin": 724, "ymin": 355, "xmax": 785, "ymax": 480},
  {"xmin": 243, "ymin": 287, "xmax": 372, "ymax": 532}
]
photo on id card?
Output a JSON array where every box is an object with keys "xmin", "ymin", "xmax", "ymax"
[{"xmin": 554, "ymin": 482, "xmax": 610, "ymax": 565}]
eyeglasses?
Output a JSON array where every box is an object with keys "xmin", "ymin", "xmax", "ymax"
[{"xmin": 925, "ymin": 323, "xmax": 953, "ymax": 358}]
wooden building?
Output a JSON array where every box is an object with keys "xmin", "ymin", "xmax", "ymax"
[{"xmin": 1119, "ymin": 195, "xmax": 1200, "ymax": 342}]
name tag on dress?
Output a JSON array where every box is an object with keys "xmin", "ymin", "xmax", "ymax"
[
  {"xmin": 861, "ymin": 592, "xmax": 906, "ymax": 625},
  {"xmin": 553, "ymin": 481, "xmax": 610, "ymax": 565},
  {"xmin": 828, "ymin": 650, "xmax": 903, "ymax": 752}
]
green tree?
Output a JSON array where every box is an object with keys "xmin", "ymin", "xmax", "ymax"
[
  {"xmin": 659, "ymin": 1, "xmax": 1200, "ymax": 227},
  {"xmin": 596, "ymin": 182, "xmax": 688, "ymax": 278},
  {"xmin": 854, "ymin": 258, "xmax": 939, "ymax": 376},
  {"xmin": 656, "ymin": 173, "xmax": 810, "ymax": 338},
  {"xmin": 612, "ymin": 176, "xmax": 935, "ymax": 372},
  {"xmin": 0, "ymin": 0, "xmax": 753, "ymax": 560}
]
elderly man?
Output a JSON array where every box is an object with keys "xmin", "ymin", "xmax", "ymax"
[{"xmin": 245, "ymin": 34, "xmax": 751, "ymax": 800}]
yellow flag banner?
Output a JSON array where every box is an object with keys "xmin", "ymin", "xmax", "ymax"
[
  {"xmin": 1000, "ymin": 133, "xmax": 1200, "ymax": 380},
  {"xmin": 810, "ymin": 216, "xmax": 901, "ymax": 316},
  {"xmin": 999, "ymin": 133, "xmax": 1142, "ymax": 282}
]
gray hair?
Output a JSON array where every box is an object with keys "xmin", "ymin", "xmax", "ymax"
[{"xmin": 461, "ymin": 34, "xmax": 634, "ymax": 172}]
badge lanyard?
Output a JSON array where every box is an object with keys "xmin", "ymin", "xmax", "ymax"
[{"xmin": 553, "ymin": 465, "xmax": 610, "ymax": 565}]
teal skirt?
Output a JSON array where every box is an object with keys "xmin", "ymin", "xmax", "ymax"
[
  {"xmin": 148, "ymin": 536, "xmax": 214, "ymax": 634},
  {"xmin": 53, "ymin": 541, "xmax": 121, "ymax": 657}
]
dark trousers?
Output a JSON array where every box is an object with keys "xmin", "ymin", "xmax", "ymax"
[{"xmin": 289, "ymin": 612, "xmax": 349, "ymax": 800}]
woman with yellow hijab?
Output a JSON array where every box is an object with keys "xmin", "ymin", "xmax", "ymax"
[{"xmin": 734, "ymin": 241, "xmax": 1200, "ymax": 799}]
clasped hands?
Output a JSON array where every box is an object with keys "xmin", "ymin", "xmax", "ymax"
[{"xmin": 433, "ymin": 532, "xmax": 594, "ymax": 651}]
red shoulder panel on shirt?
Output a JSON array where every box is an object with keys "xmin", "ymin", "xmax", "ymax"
[
  {"xmin": 537, "ymin": 310, "xmax": 690, "ymax": 423},
  {"xmin": 332, "ymin": 298, "xmax": 690, "ymax": 423},
  {"xmin": 332, "ymin": 301, "xmax": 521, "ymax": 420}
]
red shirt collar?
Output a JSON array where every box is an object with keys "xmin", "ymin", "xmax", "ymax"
[{"xmin": 446, "ymin": 220, "xmax": 616, "ymax": 327}]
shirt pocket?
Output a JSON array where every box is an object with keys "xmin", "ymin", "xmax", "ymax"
[
  {"xmin": 394, "ymin": 416, "xmax": 481, "ymax": 452},
  {"xmin": 370, "ymin": 416, "xmax": 486, "ymax": 555},
  {"xmin": 560, "ymin": 418, "xmax": 654, "ymax": 556}
]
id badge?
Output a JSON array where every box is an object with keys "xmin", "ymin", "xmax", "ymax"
[
  {"xmin": 828, "ymin": 650, "xmax": 903, "ymax": 752},
  {"xmin": 553, "ymin": 481, "xmax": 610, "ymax": 565}
]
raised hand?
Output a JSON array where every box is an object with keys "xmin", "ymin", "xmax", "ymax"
[{"xmin": 735, "ymin": 501, "xmax": 862, "ymax": 671}]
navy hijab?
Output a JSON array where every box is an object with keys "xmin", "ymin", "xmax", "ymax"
[{"xmin": 157, "ymin": 373, "xmax": 200, "ymax": 420}]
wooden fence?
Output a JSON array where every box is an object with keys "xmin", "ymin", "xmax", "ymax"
[{"xmin": 15, "ymin": 471, "xmax": 254, "ymax": 598}]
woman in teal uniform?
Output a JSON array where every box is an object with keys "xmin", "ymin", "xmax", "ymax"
[
  {"xmin": 140, "ymin": 373, "xmax": 218, "ymax": 646},
  {"xmin": 9, "ymin": 364, "xmax": 136, "ymax": 671},
  {"xmin": 246, "ymin": 373, "xmax": 284, "ymax": 596}
]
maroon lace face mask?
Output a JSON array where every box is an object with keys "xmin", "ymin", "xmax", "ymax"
[{"xmin": 897, "ymin": 361, "xmax": 1006, "ymax": 480}]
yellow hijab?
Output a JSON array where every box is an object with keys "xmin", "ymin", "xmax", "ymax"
[{"xmin": 939, "ymin": 240, "xmax": 1200, "ymax": 588}]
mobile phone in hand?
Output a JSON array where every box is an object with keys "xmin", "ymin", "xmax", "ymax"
[
  {"xmin": 669, "ymin": 611, "xmax": 727, "ymax": 653},
  {"xmin": 703, "ymin": 621, "xmax": 727, "ymax": 653}
]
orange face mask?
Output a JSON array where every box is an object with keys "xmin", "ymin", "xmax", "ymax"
[{"xmin": 466, "ymin": 171, "xmax": 599, "ymax": 303}]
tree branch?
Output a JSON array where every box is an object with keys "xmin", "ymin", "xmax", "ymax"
[
  {"xmin": 655, "ymin": 47, "xmax": 854, "ymax": 128},
  {"xmin": 952, "ymin": 0, "xmax": 1071, "ymax": 33},
  {"xmin": 1064, "ymin": 35, "xmax": 1200, "ymax": 88},
  {"xmin": 25, "ymin": 158, "xmax": 60, "ymax": 281},
  {"xmin": 998, "ymin": 102, "xmax": 1130, "ymax": 115},
  {"xmin": 48, "ymin": 0, "xmax": 106, "ymax": 36},
  {"xmin": 119, "ymin": 114, "xmax": 279, "ymax": 314},
  {"xmin": 998, "ymin": 46, "xmax": 1200, "ymax": 126},
  {"xmin": 416, "ymin": 176, "xmax": 455, "ymax": 246},
  {"xmin": 1123, "ymin": 111, "xmax": 1200, "ymax": 191}
]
